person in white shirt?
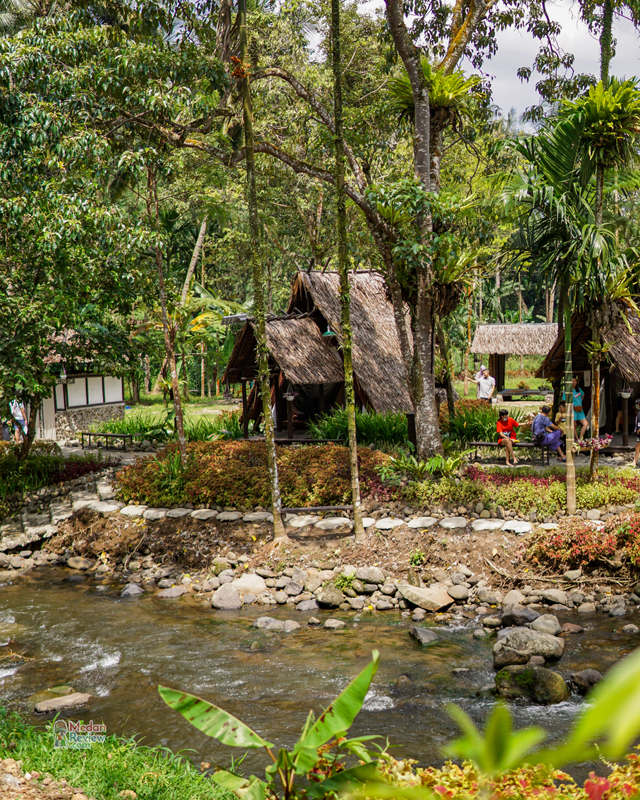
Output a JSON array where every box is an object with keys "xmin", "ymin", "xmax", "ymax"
[
  {"xmin": 471, "ymin": 368, "xmax": 496, "ymax": 403},
  {"xmin": 474, "ymin": 364, "xmax": 486, "ymax": 399}
]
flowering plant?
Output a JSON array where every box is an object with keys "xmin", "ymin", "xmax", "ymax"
[{"xmin": 575, "ymin": 434, "xmax": 613, "ymax": 452}]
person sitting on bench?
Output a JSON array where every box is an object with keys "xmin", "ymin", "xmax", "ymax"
[
  {"xmin": 532, "ymin": 405, "xmax": 566, "ymax": 462},
  {"xmin": 497, "ymin": 409, "xmax": 521, "ymax": 467},
  {"xmin": 554, "ymin": 400, "xmax": 568, "ymax": 438}
]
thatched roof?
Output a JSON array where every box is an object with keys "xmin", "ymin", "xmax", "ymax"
[
  {"xmin": 290, "ymin": 271, "xmax": 413, "ymax": 413},
  {"xmin": 537, "ymin": 308, "xmax": 640, "ymax": 382},
  {"xmin": 223, "ymin": 316, "xmax": 343, "ymax": 385},
  {"xmin": 471, "ymin": 323, "xmax": 558, "ymax": 356}
]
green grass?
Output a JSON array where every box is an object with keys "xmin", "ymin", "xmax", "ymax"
[
  {"xmin": 92, "ymin": 409, "xmax": 243, "ymax": 443},
  {"xmin": 0, "ymin": 708, "xmax": 230, "ymax": 800}
]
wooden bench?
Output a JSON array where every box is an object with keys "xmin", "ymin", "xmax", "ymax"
[
  {"xmin": 81, "ymin": 431, "xmax": 135, "ymax": 451},
  {"xmin": 497, "ymin": 389, "xmax": 549, "ymax": 402},
  {"xmin": 470, "ymin": 440, "xmax": 551, "ymax": 466}
]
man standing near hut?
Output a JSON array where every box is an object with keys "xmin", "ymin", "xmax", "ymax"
[{"xmin": 472, "ymin": 368, "xmax": 495, "ymax": 404}]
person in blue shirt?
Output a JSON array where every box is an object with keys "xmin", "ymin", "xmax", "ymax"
[
  {"xmin": 532, "ymin": 405, "xmax": 566, "ymax": 461},
  {"xmin": 572, "ymin": 376, "xmax": 588, "ymax": 440}
]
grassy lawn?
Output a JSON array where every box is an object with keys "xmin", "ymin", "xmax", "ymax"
[{"xmin": 124, "ymin": 392, "xmax": 241, "ymax": 424}]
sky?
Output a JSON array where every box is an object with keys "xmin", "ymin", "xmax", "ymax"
[{"xmin": 358, "ymin": 0, "xmax": 640, "ymax": 119}]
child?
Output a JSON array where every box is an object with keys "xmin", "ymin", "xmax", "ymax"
[
  {"xmin": 632, "ymin": 400, "xmax": 640, "ymax": 467},
  {"xmin": 554, "ymin": 401, "xmax": 567, "ymax": 437},
  {"xmin": 497, "ymin": 409, "xmax": 520, "ymax": 467}
]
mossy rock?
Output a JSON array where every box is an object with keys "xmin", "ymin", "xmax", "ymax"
[{"xmin": 495, "ymin": 665, "xmax": 569, "ymax": 705}]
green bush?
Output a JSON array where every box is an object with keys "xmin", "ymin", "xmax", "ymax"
[
  {"xmin": 117, "ymin": 441, "xmax": 392, "ymax": 508},
  {"xmin": 96, "ymin": 410, "xmax": 243, "ymax": 443},
  {"xmin": 308, "ymin": 408, "xmax": 408, "ymax": 447},
  {"xmin": 448, "ymin": 405, "xmax": 528, "ymax": 445}
]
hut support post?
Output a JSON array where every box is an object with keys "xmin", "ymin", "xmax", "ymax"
[
  {"xmin": 623, "ymin": 399, "xmax": 629, "ymax": 447},
  {"xmin": 319, "ymin": 383, "xmax": 325, "ymax": 416},
  {"xmin": 406, "ymin": 412, "xmax": 417, "ymax": 451},
  {"xmin": 241, "ymin": 378, "xmax": 249, "ymax": 439},
  {"xmin": 287, "ymin": 398, "xmax": 293, "ymax": 439}
]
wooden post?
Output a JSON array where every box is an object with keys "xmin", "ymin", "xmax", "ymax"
[
  {"xmin": 319, "ymin": 383, "xmax": 325, "ymax": 416},
  {"xmin": 241, "ymin": 378, "xmax": 249, "ymax": 439},
  {"xmin": 406, "ymin": 412, "xmax": 417, "ymax": 451},
  {"xmin": 623, "ymin": 396, "xmax": 629, "ymax": 447},
  {"xmin": 287, "ymin": 398, "xmax": 293, "ymax": 439}
]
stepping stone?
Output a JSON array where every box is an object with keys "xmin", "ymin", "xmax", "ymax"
[
  {"xmin": 144, "ymin": 508, "xmax": 168, "ymax": 521},
  {"xmin": 157, "ymin": 585, "xmax": 188, "ymax": 598},
  {"xmin": 439, "ymin": 517, "xmax": 468, "ymax": 529},
  {"xmin": 407, "ymin": 517, "xmax": 437, "ymax": 529},
  {"xmin": 97, "ymin": 482, "xmax": 115, "ymax": 500},
  {"xmin": 0, "ymin": 517, "xmax": 22, "ymax": 534},
  {"xmin": 265, "ymin": 513, "xmax": 297, "ymax": 523},
  {"xmin": 217, "ymin": 511, "xmax": 242, "ymax": 522},
  {"xmin": 67, "ymin": 557, "xmax": 93, "ymax": 570},
  {"xmin": 501, "ymin": 520, "xmax": 533, "ymax": 534},
  {"xmin": 288, "ymin": 515, "xmax": 322, "ymax": 529},
  {"xmin": 50, "ymin": 507, "xmax": 73, "ymax": 524},
  {"xmin": 314, "ymin": 517, "xmax": 353, "ymax": 531},
  {"xmin": 88, "ymin": 501, "xmax": 124, "ymax": 514},
  {"xmin": 243, "ymin": 512, "xmax": 271, "ymax": 523},
  {"xmin": 471, "ymin": 519, "xmax": 504, "ymax": 532},
  {"xmin": 72, "ymin": 497, "xmax": 99, "ymax": 512},
  {"xmin": 166, "ymin": 508, "xmax": 192, "ymax": 518},
  {"xmin": 362, "ymin": 517, "xmax": 376, "ymax": 528},
  {"xmin": 120, "ymin": 505, "xmax": 148, "ymax": 518},
  {"xmin": 538, "ymin": 523, "xmax": 559, "ymax": 530},
  {"xmin": 22, "ymin": 513, "xmax": 50, "ymax": 527},
  {"xmin": 375, "ymin": 518, "xmax": 404, "ymax": 530},
  {"xmin": 191, "ymin": 509, "xmax": 219, "ymax": 521},
  {"xmin": 121, "ymin": 583, "xmax": 144, "ymax": 597}
]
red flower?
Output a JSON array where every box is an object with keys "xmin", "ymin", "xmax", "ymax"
[{"xmin": 585, "ymin": 773, "xmax": 611, "ymax": 800}]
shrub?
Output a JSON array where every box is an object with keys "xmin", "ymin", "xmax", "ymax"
[
  {"xmin": 96, "ymin": 410, "xmax": 243, "ymax": 443},
  {"xmin": 438, "ymin": 398, "xmax": 486, "ymax": 433},
  {"xmin": 308, "ymin": 408, "xmax": 408, "ymax": 447},
  {"xmin": 527, "ymin": 517, "xmax": 617, "ymax": 569},
  {"xmin": 116, "ymin": 442, "xmax": 392, "ymax": 508},
  {"xmin": 448, "ymin": 405, "xmax": 529, "ymax": 445}
]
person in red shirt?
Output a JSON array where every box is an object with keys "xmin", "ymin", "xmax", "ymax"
[{"xmin": 497, "ymin": 409, "xmax": 521, "ymax": 467}]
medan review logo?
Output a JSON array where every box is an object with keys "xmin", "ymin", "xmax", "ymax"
[{"xmin": 52, "ymin": 720, "xmax": 107, "ymax": 749}]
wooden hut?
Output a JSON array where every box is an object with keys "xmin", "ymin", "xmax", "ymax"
[
  {"xmin": 537, "ymin": 309, "xmax": 640, "ymax": 436},
  {"xmin": 222, "ymin": 270, "xmax": 415, "ymax": 437},
  {"xmin": 471, "ymin": 323, "xmax": 558, "ymax": 390}
]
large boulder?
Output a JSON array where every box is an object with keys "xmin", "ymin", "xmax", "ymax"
[
  {"xmin": 501, "ymin": 604, "xmax": 540, "ymax": 626},
  {"xmin": 493, "ymin": 627, "xmax": 565, "ymax": 669},
  {"xmin": 211, "ymin": 584, "xmax": 242, "ymax": 610},
  {"xmin": 231, "ymin": 573, "xmax": 267, "ymax": 597},
  {"xmin": 495, "ymin": 665, "xmax": 570, "ymax": 704},
  {"xmin": 316, "ymin": 585, "xmax": 345, "ymax": 608},
  {"xmin": 398, "ymin": 584, "xmax": 454, "ymax": 612}
]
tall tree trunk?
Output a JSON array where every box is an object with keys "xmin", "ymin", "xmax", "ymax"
[
  {"xmin": 464, "ymin": 287, "xmax": 472, "ymax": 396},
  {"xmin": 589, "ymin": 336, "xmax": 601, "ymax": 482},
  {"xmin": 600, "ymin": 0, "xmax": 614, "ymax": 86},
  {"xmin": 180, "ymin": 217, "xmax": 208, "ymax": 306},
  {"xmin": 331, "ymin": 0, "xmax": 364, "ymax": 541},
  {"xmin": 201, "ymin": 341, "xmax": 206, "ymax": 398},
  {"xmin": 595, "ymin": 164, "xmax": 605, "ymax": 227},
  {"xmin": 239, "ymin": 0, "xmax": 286, "ymax": 539},
  {"xmin": 181, "ymin": 351, "xmax": 189, "ymax": 400},
  {"xmin": 144, "ymin": 354, "xmax": 151, "ymax": 394},
  {"xmin": 436, "ymin": 317, "xmax": 455, "ymax": 420},
  {"xmin": 563, "ymin": 285, "xmax": 576, "ymax": 514},
  {"xmin": 156, "ymin": 245, "xmax": 188, "ymax": 467},
  {"xmin": 18, "ymin": 399, "xmax": 39, "ymax": 461}
]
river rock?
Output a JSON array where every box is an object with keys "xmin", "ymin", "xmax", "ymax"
[
  {"xmin": 398, "ymin": 584, "xmax": 453, "ymax": 612},
  {"xmin": 493, "ymin": 627, "xmax": 565, "ymax": 668},
  {"xmin": 253, "ymin": 617, "xmax": 284, "ymax": 631},
  {"xmin": 571, "ymin": 668, "xmax": 603, "ymax": 695},
  {"xmin": 578, "ymin": 602, "xmax": 597, "ymax": 614},
  {"xmin": 439, "ymin": 517, "xmax": 467, "ymax": 529},
  {"xmin": 283, "ymin": 620, "xmax": 301, "ymax": 633},
  {"xmin": 495, "ymin": 665, "xmax": 570, "ymax": 704},
  {"xmin": 67, "ymin": 557, "xmax": 92, "ymax": 570},
  {"xmin": 376, "ymin": 599, "xmax": 393, "ymax": 610},
  {"xmin": 324, "ymin": 619, "xmax": 346, "ymax": 630},
  {"xmin": 448, "ymin": 585, "xmax": 469, "ymax": 601},
  {"xmin": 157, "ymin": 586, "xmax": 188, "ymax": 598},
  {"xmin": 317, "ymin": 585, "xmax": 345, "ymax": 608},
  {"xmin": 502, "ymin": 590, "xmax": 525, "ymax": 606},
  {"xmin": 120, "ymin": 505, "xmax": 148, "ymax": 518},
  {"xmin": 409, "ymin": 626, "xmax": 439, "ymax": 645},
  {"xmin": 355, "ymin": 567, "xmax": 385, "ymax": 584},
  {"xmin": 563, "ymin": 568, "xmax": 582, "ymax": 582},
  {"xmin": 35, "ymin": 692, "xmax": 91, "ymax": 713},
  {"xmin": 562, "ymin": 622, "xmax": 584, "ymax": 634},
  {"xmin": 407, "ymin": 517, "xmax": 437, "ymax": 529},
  {"xmin": 296, "ymin": 599, "xmax": 319, "ymax": 612},
  {"xmin": 471, "ymin": 519, "xmax": 504, "ymax": 531},
  {"xmin": 231, "ymin": 573, "xmax": 267, "ymax": 596},
  {"xmin": 284, "ymin": 581, "xmax": 303, "ymax": 596},
  {"xmin": 531, "ymin": 614, "xmax": 562, "ymax": 636},
  {"xmin": 623, "ymin": 624, "xmax": 640, "ymax": 634},
  {"xmin": 348, "ymin": 597, "xmax": 365, "ymax": 610},
  {"xmin": 191, "ymin": 509, "xmax": 219, "ymax": 521},
  {"xmin": 476, "ymin": 588, "xmax": 501, "ymax": 606},
  {"xmin": 502, "ymin": 604, "xmax": 540, "ymax": 626},
  {"xmin": 542, "ymin": 589, "xmax": 568, "ymax": 606},
  {"xmin": 275, "ymin": 591, "xmax": 287, "ymax": 604},
  {"xmin": 315, "ymin": 517, "xmax": 352, "ymax": 531},
  {"xmin": 121, "ymin": 583, "xmax": 144, "ymax": 597},
  {"xmin": 211, "ymin": 584, "xmax": 242, "ymax": 610}
]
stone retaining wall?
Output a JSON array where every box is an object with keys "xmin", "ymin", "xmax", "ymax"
[{"xmin": 55, "ymin": 404, "xmax": 125, "ymax": 440}]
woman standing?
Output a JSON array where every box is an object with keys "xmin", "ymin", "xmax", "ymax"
[{"xmin": 572, "ymin": 376, "xmax": 588, "ymax": 440}]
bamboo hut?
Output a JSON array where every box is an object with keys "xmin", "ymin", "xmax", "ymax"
[
  {"xmin": 471, "ymin": 323, "xmax": 558, "ymax": 390},
  {"xmin": 537, "ymin": 309, "xmax": 640, "ymax": 437}
]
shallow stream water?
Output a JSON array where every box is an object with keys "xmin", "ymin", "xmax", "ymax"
[{"xmin": 0, "ymin": 569, "xmax": 636, "ymax": 780}]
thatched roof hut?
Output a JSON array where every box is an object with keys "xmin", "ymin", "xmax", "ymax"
[
  {"xmin": 472, "ymin": 323, "xmax": 558, "ymax": 356},
  {"xmin": 224, "ymin": 316, "xmax": 343, "ymax": 386},
  {"xmin": 537, "ymin": 310, "xmax": 640, "ymax": 382},
  {"xmin": 289, "ymin": 271, "xmax": 413, "ymax": 414}
]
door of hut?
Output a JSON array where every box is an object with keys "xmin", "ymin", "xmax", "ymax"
[{"xmin": 489, "ymin": 354, "xmax": 506, "ymax": 393}]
